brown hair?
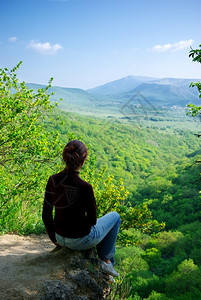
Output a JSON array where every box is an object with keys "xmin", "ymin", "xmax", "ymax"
[{"xmin": 63, "ymin": 140, "xmax": 87, "ymax": 171}]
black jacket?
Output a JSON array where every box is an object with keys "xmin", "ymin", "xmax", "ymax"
[{"xmin": 42, "ymin": 169, "xmax": 97, "ymax": 243}]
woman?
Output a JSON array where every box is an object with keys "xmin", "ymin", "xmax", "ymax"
[{"xmin": 42, "ymin": 139, "xmax": 120, "ymax": 278}]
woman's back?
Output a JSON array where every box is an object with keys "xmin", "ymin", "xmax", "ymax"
[{"xmin": 42, "ymin": 169, "xmax": 97, "ymax": 241}]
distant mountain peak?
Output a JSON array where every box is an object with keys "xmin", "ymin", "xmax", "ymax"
[{"xmin": 87, "ymin": 75, "xmax": 158, "ymax": 96}]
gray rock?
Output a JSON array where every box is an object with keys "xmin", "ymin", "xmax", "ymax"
[
  {"xmin": 41, "ymin": 280, "xmax": 75, "ymax": 300},
  {"xmin": 70, "ymin": 270, "xmax": 103, "ymax": 299}
]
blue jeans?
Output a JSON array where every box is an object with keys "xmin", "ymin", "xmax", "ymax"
[{"xmin": 56, "ymin": 211, "xmax": 121, "ymax": 262}]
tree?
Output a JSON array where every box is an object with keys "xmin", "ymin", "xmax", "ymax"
[
  {"xmin": 165, "ymin": 259, "xmax": 201, "ymax": 297},
  {"xmin": 0, "ymin": 62, "xmax": 63, "ymax": 233},
  {"xmin": 187, "ymin": 44, "xmax": 201, "ymax": 116},
  {"xmin": 0, "ymin": 62, "xmax": 62, "ymax": 167}
]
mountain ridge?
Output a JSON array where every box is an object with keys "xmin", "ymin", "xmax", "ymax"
[{"xmin": 25, "ymin": 75, "xmax": 201, "ymax": 113}]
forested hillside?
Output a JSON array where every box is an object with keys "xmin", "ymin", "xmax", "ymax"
[
  {"xmin": 49, "ymin": 108, "xmax": 201, "ymax": 200},
  {"xmin": 46, "ymin": 108, "xmax": 201, "ymax": 299}
]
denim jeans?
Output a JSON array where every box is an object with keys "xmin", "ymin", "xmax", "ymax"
[{"xmin": 56, "ymin": 211, "xmax": 121, "ymax": 262}]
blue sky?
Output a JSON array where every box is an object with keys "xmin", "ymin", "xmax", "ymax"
[{"xmin": 1, "ymin": 0, "xmax": 201, "ymax": 89}]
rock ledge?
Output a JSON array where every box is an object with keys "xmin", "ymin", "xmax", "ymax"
[{"xmin": 3, "ymin": 246, "xmax": 110, "ymax": 300}]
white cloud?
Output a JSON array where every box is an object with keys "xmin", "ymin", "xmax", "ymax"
[
  {"xmin": 27, "ymin": 40, "xmax": 63, "ymax": 55},
  {"xmin": 8, "ymin": 36, "xmax": 17, "ymax": 42},
  {"xmin": 151, "ymin": 39, "xmax": 193, "ymax": 52}
]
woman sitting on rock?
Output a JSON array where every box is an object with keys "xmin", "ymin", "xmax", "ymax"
[{"xmin": 42, "ymin": 139, "xmax": 120, "ymax": 279}]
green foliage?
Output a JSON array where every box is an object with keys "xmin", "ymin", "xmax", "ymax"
[
  {"xmin": 187, "ymin": 44, "xmax": 201, "ymax": 116},
  {"xmin": 165, "ymin": 259, "xmax": 201, "ymax": 297},
  {"xmin": 177, "ymin": 221, "xmax": 201, "ymax": 265},
  {"xmin": 137, "ymin": 160, "xmax": 201, "ymax": 230},
  {"xmin": 113, "ymin": 227, "xmax": 201, "ymax": 299},
  {"xmin": 0, "ymin": 62, "xmax": 60, "ymax": 165},
  {"xmin": 142, "ymin": 248, "xmax": 162, "ymax": 269},
  {"xmin": 146, "ymin": 291, "xmax": 170, "ymax": 300},
  {"xmin": 189, "ymin": 44, "xmax": 201, "ymax": 64},
  {"xmin": 0, "ymin": 63, "xmax": 63, "ymax": 233},
  {"xmin": 148, "ymin": 231, "xmax": 184, "ymax": 258},
  {"xmin": 81, "ymin": 156, "xmax": 164, "ymax": 246}
]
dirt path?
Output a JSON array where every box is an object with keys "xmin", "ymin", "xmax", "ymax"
[
  {"xmin": 0, "ymin": 234, "xmax": 55, "ymax": 299},
  {"xmin": 0, "ymin": 233, "xmax": 53, "ymax": 257}
]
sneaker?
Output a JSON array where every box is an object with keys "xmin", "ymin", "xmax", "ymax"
[
  {"xmin": 108, "ymin": 275, "xmax": 115, "ymax": 284},
  {"xmin": 101, "ymin": 261, "xmax": 119, "ymax": 277}
]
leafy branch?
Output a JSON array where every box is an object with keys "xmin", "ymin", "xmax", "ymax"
[{"xmin": 187, "ymin": 44, "xmax": 201, "ymax": 116}]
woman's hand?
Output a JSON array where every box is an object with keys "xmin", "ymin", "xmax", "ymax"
[{"xmin": 51, "ymin": 242, "xmax": 62, "ymax": 253}]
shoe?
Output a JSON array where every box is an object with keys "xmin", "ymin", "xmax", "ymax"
[
  {"xmin": 101, "ymin": 261, "xmax": 119, "ymax": 277},
  {"xmin": 108, "ymin": 275, "xmax": 115, "ymax": 284}
]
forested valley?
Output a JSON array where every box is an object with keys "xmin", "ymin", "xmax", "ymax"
[
  {"xmin": 1, "ymin": 59, "xmax": 201, "ymax": 299},
  {"xmin": 47, "ymin": 108, "xmax": 201, "ymax": 299}
]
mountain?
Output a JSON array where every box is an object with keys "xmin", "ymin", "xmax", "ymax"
[
  {"xmin": 87, "ymin": 75, "xmax": 157, "ymax": 96},
  {"xmin": 26, "ymin": 83, "xmax": 99, "ymax": 111},
  {"xmin": 124, "ymin": 78, "xmax": 200, "ymax": 106}
]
